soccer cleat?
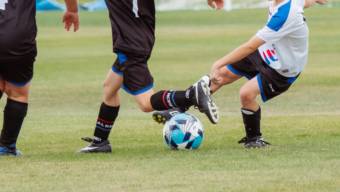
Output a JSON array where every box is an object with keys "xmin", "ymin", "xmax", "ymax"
[
  {"xmin": 79, "ymin": 137, "xmax": 112, "ymax": 153},
  {"xmin": 239, "ymin": 136, "xmax": 271, "ymax": 148},
  {"xmin": 152, "ymin": 108, "xmax": 182, "ymax": 124},
  {"xmin": 0, "ymin": 144, "xmax": 22, "ymax": 157},
  {"xmin": 191, "ymin": 75, "xmax": 219, "ymax": 124}
]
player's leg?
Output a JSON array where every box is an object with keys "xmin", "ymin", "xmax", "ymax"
[
  {"xmin": 0, "ymin": 79, "xmax": 4, "ymax": 100},
  {"xmin": 0, "ymin": 82, "xmax": 30, "ymax": 156},
  {"xmin": 210, "ymin": 64, "xmax": 243, "ymax": 93},
  {"xmin": 120, "ymin": 53, "xmax": 219, "ymax": 123},
  {"xmin": 94, "ymin": 70, "xmax": 122, "ymax": 142},
  {"xmin": 135, "ymin": 87, "xmax": 196, "ymax": 123},
  {"xmin": 238, "ymin": 65, "xmax": 299, "ymax": 148},
  {"xmin": 80, "ymin": 69, "xmax": 123, "ymax": 153},
  {"xmin": 151, "ymin": 51, "xmax": 267, "ymax": 124},
  {"xmin": 238, "ymin": 77, "xmax": 263, "ymax": 145},
  {"xmin": 210, "ymin": 51, "xmax": 270, "ymax": 148},
  {"xmin": 222, "ymin": 52, "xmax": 270, "ymax": 148},
  {"xmin": 152, "ymin": 66, "xmax": 242, "ymax": 124},
  {"xmin": 0, "ymin": 78, "xmax": 5, "ymax": 152},
  {"xmin": 239, "ymin": 77, "xmax": 261, "ymax": 111},
  {"xmin": 0, "ymin": 57, "xmax": 34, "ymax": 156},
  {"xmin": 238, "ymin": 75, "xmax": 274, "ymax": 149},
  {"xmin": 150, "ymin": 76, "xmax": 219, "ymax": 124},
  {"xmin": 134, "ymin": 89, "xmax": 154, "ymax": 113},
  {"xmin": 134, "ymin": 89, "xmax": 184, "ymax": 123},
  {"xmin": 117, "ymin": 52, "xmax": 155, "ymax": 113},
  {"xmin": 151, "ymin": 52, "xmax": 261, "ymax": 125}
]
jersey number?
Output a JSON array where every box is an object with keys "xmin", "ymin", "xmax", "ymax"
[
  {"xmin": 0, "ymin": 0, "xmax": 8, "ymax": 11},
  {"xmin": 132, "ymin": 0, "xmax": 139, "ymax": 18}
]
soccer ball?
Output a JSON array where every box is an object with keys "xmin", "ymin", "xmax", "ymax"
[{"xmin": 163, "ymin": 113, "xmax": 204, "ymax": 150}]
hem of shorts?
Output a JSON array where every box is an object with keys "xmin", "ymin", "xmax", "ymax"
[
  {"xmin": 122, "ymin": 83, "xmax": 154, "ymax": 96},
  {"xmin": 287, "ymin": 76, "xmax": 299, "ymax": 84},
  {"xmin": 256, "ymin": 74, "xmax": 268, "ymax": 102},
  {"xmin": 226, "ymin": 65, "xmax": 251, "ymax": 80},
  {"xmin": 111, "ymin": 66, "xmax": 123, "ymax": 76},
  {"xmin": 116, "ymin": 52, "xmax": 128, "ymax": 65},
  {"xmin": 7, "ymin": 80, "xmax": 31, "ymax": 87}
]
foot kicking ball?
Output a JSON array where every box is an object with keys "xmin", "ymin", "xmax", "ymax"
[{"xmin": 163, "ymin": 113, "xmax": 204, "ymax": 150}]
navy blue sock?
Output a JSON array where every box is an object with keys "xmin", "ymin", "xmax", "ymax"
[
  {"xmin": 150, "ymin": 90, "xmax": 194, "ymax": 111},
  {"xmin": 0, "ymin": 99, "xmax": 28, "ymax": 147},
  {"xmin": 93, "ymin": 103, "xmax": 119, "ymax": 141}
]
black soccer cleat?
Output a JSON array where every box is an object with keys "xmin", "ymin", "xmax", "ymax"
[
  {"xmin": 79, "ymin": 137, "xmax": 112, "ymax": 153},
  {"xmin": 191, "ymin": 75, "xmax": 219, "ymax": 124},
  {"xmin": 152, "ymin": 108, "xmax": 183, "ymax": 124},
  {"xmin": 238, "ymin": 136, "xmax": 271, "ymax": 148},
  {"xmin": 0, "ymin": 144, "xmax": 22, "ymax": 157}
]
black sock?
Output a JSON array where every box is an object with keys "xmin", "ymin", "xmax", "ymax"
[
  {"xmin": 241, "ymin": 108, "xmax": 261, "ymax": 139},
  {"xmin": 0, "ymin": 99, "xmax": 28, "ymax": 147},
  {"xmin": 93, "ymin": 103, "xmax": 119, "ymax": 141},
  {"xmin": 150, "ymin": 89, "xmax": 194, "ymax": 111}
]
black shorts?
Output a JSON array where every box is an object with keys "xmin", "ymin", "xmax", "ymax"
[
  {"xmin": 227, "ymin": 51, "xmax": 299, "ymax": 102},
  {"xmin": 0, "ymin": 54, "xmax": 35, "ymax": 87},
  {"xmin": 112, "ymin": 51, "xmax": 154, "ymax": 95},
  {"xmin": 105, "ymin": 0, "xmax": 155, "ymax": 56}
]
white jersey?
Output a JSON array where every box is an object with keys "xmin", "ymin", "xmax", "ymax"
[{"xmin": 256, "ymin": 0, "xmax": 309, "ymax": 77}]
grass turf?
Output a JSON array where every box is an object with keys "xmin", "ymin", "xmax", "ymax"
[{"xmin": 0, "ymin": 8, "xmax": 340, "ymax": 192}]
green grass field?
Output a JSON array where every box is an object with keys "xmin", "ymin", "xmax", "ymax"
[{"xmin": 0, "ymin": 8, "xmax": 340, "ymax": 192}]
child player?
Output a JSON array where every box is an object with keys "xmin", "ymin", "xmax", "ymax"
[
  {"xmin": 0, "ymin": 0, "xmax": 79, "ymax": 156},
  {"xmin": 79, "ymin": 0, "xmax": 222, "ymax": 153},
  {"xmin": 154, "ymin": 0, "xmax": 327, "ymax": 148}
]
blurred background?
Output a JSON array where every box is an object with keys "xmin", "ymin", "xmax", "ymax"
[
  {"xmin": 37, "ymin": 0, "xmax": 340, "ymax": 11},
  {"xmin": 0, "ymin": 1, "xmax": 339, "ymax": 192}
]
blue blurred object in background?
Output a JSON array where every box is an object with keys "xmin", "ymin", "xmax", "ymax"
[
  {"xmin": 80, "ymin": 0, "xmax": 107, "ymax": 12},
  {"xmin": 36, "ymin": 0, "xmax": 107, "ymax": 12},
  {"xmin": 36, "ymin": 0, "xmax": 65, "ymax": 11}
]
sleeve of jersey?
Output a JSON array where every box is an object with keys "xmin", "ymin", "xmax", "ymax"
[
  {"xmin": 256, "ymin": 26, "xmax": 280, "ymax": 43},
  {"xmin": 256, "ymin": 26, "xmax": 285, "ymax": 43},
  {"xmin": 256, "ymin": 16, "xmax": 297, "ymax": 43}
]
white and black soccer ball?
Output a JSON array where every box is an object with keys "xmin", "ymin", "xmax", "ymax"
[{"xmin": 163, "ymin": 113, "xmax": 204, "ymax": 150}]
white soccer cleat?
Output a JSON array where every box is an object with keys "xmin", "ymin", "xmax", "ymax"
[{"xmin": 192, "ymin": 75, "xmax": 219, "ymax": 124}]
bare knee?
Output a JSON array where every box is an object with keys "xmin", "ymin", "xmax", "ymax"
[
  {"xmin": 239, "ymin": 87, "xmax": 257, "ymax": 106},
  {"xmin": 103, "ymin": 87, "xmax": 119, "ymax": 106},
  {"xmin": 135, "ymin": 93, "xmax": 154, "ymax": 113},
  {"xmin": 103, "ymin": 78, "xmax": 113, "ymax": 91},
  {"xmin": 4, "ymin": 83, "xmax": 30, "ymax": 103},
  {"xmin": 102, "ymin": 70, "xmax": 123, "ymax": 103},
  {"xmin": 140, "ymin": 106, "xmax": 153, "ymax": 113}
]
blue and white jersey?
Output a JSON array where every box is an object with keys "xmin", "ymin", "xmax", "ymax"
[{"xmin": 256, "ymin": 0, "xmax": 308, "ymax": 77}]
